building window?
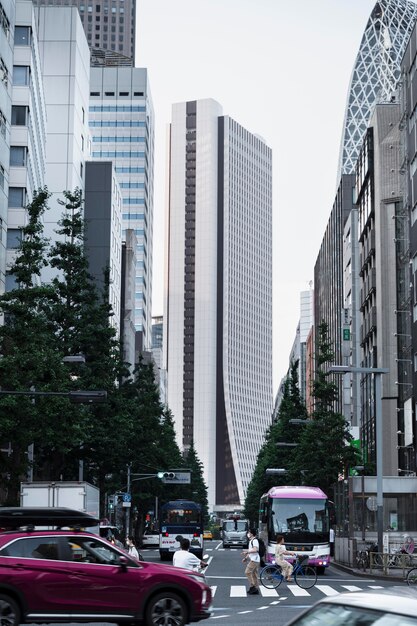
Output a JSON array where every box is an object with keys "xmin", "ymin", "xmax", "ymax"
[
  {"xmin": 11, "ymin": 105, "xmax": 27, "ymax": 125},
  {"xmin": 5, "ymin": 273, "xmax": 17, "ymax": 292},
  {"xmin": 0, "ymin": 57, "xmax": 8, "ymax": 87},
  {"xmin": 6, "ymin": 228, "xmax": 21, "ymax": 249},
  {"xmin": 14, "ymin": 26, "xmax": 31, "ymax": 46},
  {"xmin": 10, "ymin": 146, "xmax": 26, "ymax": 166},
  {"xmin": 80, "ymin": 162, "xmax": 83, "ymax": 178},
  {"xmin": 0, "ymin": 3, "xmax": 10, "ymax": 39},
  {"xmin": 0, "ymin": 110, "xmax": 6, "ymax": 137},
  {"xmin": 82, "ymin": 107, "xmax": 85, "ymax": 123},
  {"xmin": 13, "ymin": 66, "xmax": 30, "ymax": 86},
  {"xmin": 0, "ymin": 164, "xmax": 4, "ymax": 188},
  {"xmin": 8, "ymin": 187, "xmax": 25, "ymax": 207}
]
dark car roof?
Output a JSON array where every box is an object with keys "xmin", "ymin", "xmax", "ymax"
[{"xmin": 0, "ymin": 507, "xmax": 99, "ymax": 529}]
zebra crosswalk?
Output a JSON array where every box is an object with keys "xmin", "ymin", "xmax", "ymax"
[{"xmin": 210, "ymin": 583, "xmax": 385, "ymax": 598}]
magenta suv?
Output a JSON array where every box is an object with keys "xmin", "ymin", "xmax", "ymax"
[{"xmin": 0, "ymin": 507, "xmax": 212, "ymax": 626}]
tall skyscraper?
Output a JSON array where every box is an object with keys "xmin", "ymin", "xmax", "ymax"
[
  {"xmin": 338, "ymin": 0, "xmax": 417, "ymax": 177},
  {"xmin": 164, "ymin": 99, "xmax": 273, "ymax": 511},
  {"xmin": 33, "ymin": 0, "xmax": 136, "ymax": 60},
  {"xmin": 89, "ymin": 67, "xmax": 154, "ymax": 349}
]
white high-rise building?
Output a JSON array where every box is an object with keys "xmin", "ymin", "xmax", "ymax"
[
  {"xmin": 164, "ymin": 99, "xmax": 273, "ymax": 511},
  {"xmin": 89, "ymin": 67, "xmax": 154, "ymax": 349}
]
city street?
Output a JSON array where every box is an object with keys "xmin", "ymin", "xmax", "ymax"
[{"xmin": 140, "ymin": 541, "xmax": 407, "ymax": 625}]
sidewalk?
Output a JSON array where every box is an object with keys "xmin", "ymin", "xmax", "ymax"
[{"xmin": 332, "ymin": 559, "xmax": 408, "ymax": 583}]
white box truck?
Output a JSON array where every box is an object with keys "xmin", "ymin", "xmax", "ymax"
[{"xmin": 20, "ymin": 481, "xmax": 100, "ymax": 532}]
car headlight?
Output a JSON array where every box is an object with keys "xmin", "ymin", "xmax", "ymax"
[{"xmin": 187, "ymin": 574, "xmax": 206, "ymax": 584}]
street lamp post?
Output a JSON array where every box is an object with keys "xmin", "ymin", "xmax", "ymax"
[{"xmin": 328, "ymin": 365, "xmax": 389, "ymax": 554}]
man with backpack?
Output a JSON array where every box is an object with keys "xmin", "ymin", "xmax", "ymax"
[{"xmin": 241, "ymin": 528, "xmax": 262, "ymax": 594}]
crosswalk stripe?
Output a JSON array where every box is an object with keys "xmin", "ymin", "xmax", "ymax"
[
  {"xmin": 316, "ymin": 585, "xmax": 340, "ymax": 596},
  {"xmin": 210, "ymin": 586, "xmax": 217, "ymax": 597},
  {"xmin": 259, "ymin": 586, "xmax": 279, "ymax": 597},
  {"xmin": 287, "ymin": 585, "xmax": 310, "ymax": 596},
  {"xmin": 342, "ymin": 585, "xmax": 362, "ymax": 592},
  {"xmin": 230, "ymin": 585, "xmax": 247, "ymax": 597},
  {"xmin": 368, "ymin": 585, "xmax": 384, "ymax": 589}
]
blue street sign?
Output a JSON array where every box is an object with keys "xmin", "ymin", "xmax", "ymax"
[{"xmin": 123, "ymin": 493, "xmax": 132, "ymax": 502}]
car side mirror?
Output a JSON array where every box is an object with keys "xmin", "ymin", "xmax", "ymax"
[{"xmin": 118, "ymin": 555, "xmax": 129, "ymax": 570}]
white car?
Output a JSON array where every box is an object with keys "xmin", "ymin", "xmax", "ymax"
[
  {"xmin": 141, "ymin": 530, "xmax": 159, "ymax": 547},
  {"xmin": 285, "ymin": 587, "xmax": 417, "ymax": 625}
]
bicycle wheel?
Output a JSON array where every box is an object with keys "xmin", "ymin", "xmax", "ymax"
[
  {"xmin": 355, "ymin": 551, "xmax": 368, "ymax": 571},
  {"xmin": 294, "ymin": 565, "xmax": 317, "ymax": 589},
  {"xmin": 397, "ymin": 554, "xmax": 412, "ymax": 568},
  {"xmin": 260, "ymin": 564, "xmax": 283, "ymax": 589},
  {"xmin": 407, "ymin": 568, "xmax": 417, "ymax": 586}
]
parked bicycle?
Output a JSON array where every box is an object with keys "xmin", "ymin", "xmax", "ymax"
[
  {"xmin": 355, "ymin": 543, "xmax": 378, "ymax": 570},
  {"xmin": 260, "ymin": 554, "xmax": 317, "ymax": 590},
  {"xmin": 406, "ymin": 566, "xmax": 417, "ymax": 586}
]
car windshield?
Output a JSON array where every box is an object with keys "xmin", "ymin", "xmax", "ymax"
[{"xmin": 293, "ymin": 603, "xmax": 417, "ymax": 625}]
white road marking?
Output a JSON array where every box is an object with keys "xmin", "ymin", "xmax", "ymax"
[
  {"xmin": 230, "ymin": 585, "xmax": 248, "ymax": 597},
  {"xmin": 368, "ymin": 585, "xmax": 384, "ymax": 589},
  {"xmin": 259, "ymin": 586, "xmax": 279, "ymax": 597},
  {"xmin": 210, "ymin": 586, "xmax": 217, "ymax": 597},
  {"xmin": 342, "ymin": 585, "xmax": 362, "ymax": 592},
  {"xmin": 287, "ymin": 585, "xmax": 310, "ymax": 596},
  {"xmin": 316, "ymin": 585, "xmax": 340, "ymax": 596}
]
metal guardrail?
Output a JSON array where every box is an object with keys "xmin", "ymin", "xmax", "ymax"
[{"xmin": 355, "ymin": 549, "xmax": 416, "ymax": 575}]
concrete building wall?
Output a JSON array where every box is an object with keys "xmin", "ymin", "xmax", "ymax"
[
  {"xmin": 33, "ymin": 0, "xmax": 136, "ymax": 61},
  {"xmin": 36, "ymin": 5, "xmax": 90, "ymax": 276}
]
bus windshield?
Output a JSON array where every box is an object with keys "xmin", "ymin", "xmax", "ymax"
[
  {"xmin": 166, "ymin": 507, "xmax": 200, "ymax": 525},
  {"xmin": 271, "ymin": 498, "xmax": 329, "ymax": 542}
]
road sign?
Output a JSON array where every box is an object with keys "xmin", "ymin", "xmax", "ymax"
[{"xmin": 122, "ymin": 493, "xmax": 131, "ymax": 502}]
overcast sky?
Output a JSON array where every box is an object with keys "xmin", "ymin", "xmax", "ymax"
[{"xmin": 136, "ymin": 0, "xmax": 381, "ymax": 390}]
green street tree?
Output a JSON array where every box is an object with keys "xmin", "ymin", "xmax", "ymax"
[
  {"xmin": 244, "ymin": 361, "xmax": 307, "ymax": 524},
  {"xmin": 289, "ymin": 321, "xmax": 358, "ymax": 496},
  {"xmin": 34, "ymin": 189, "xmax": 124, "ymax": 480},
  {"xmin": 0, "ymin": 189, "xmax": 72, "ymax": 500}
]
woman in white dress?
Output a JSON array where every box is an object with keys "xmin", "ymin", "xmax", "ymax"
[{"xmin": 274, "ymin": 535, "xmax": 296, "ymax": 582}]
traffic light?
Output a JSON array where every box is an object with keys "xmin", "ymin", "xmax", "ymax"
[
  {"xmin": 157, "ymin": 471, "xmax": 176, "ymax": 480},
  {"xmin": 108, "ymin": 495, "xmax": 115, "ymax": 511}
]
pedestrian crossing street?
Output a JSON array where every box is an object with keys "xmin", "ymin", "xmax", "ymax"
[{"xmin": 210, "ymin": 584, "xmax": 385, "ymax": 598}]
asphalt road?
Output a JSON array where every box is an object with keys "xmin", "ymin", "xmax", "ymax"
[
  {"xmin": 141, "ymin": 540, "xmax": 408, "ymax": 625},
  {"xmin": 28, "ymin": 540, "xmax": 408, "ymax": 626}
]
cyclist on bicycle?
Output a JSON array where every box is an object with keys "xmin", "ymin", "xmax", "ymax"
[{"xmin": 275, "ymin": 535, "xmax": 297, "ymax": 582}]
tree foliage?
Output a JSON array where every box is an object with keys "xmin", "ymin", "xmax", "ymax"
[
  {"xmin": 244, "ymin": 322, "xmax": 359, "ymax": 523},
  {"xmin": 244, "ymin": 362, "xmax": 307, "ymax": 524},
  {"xmin": 0, "ymin": 188, "xmax": 185, "ymax": 520},
  {"xmin": 290, "ymin": 321, "xmax": 358, "ymax": 495}
]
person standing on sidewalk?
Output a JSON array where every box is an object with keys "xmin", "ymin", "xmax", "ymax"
[{"xmin": 241, "ymin": 528, "xmax": 260, "ymax": 594}]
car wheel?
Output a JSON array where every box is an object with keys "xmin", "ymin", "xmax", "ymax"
[
  {"xmin": 316, "ymin": 566, "xmax": 326, "ymax": 575},
  {"xmin": 0, "ymin": 594, "xmax": 20, "ymax": 626},
  {"xmin": 145, "ymin": 591, "xmax": 187, "ymax": 626}
]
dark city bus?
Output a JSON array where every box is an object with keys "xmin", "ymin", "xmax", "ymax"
[{"xmin": 159, "ymin": 499, "xmax": 203, "ymax": 560}]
